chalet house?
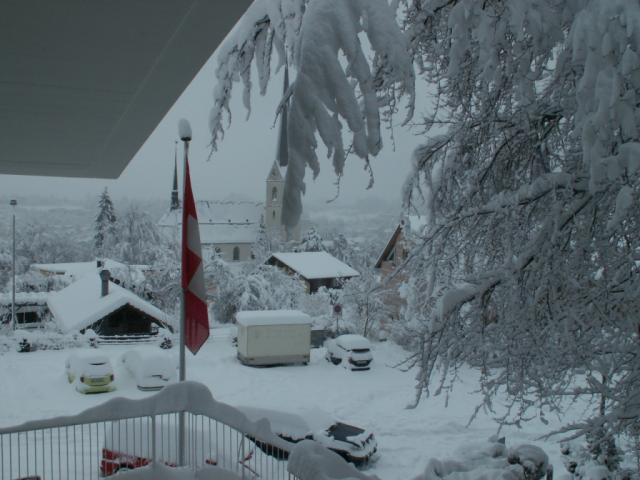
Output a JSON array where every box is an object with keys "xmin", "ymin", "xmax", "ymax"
[
  {"xmin": 374, "ymin": 215, "xmax": 427, "ymax": 319},
  {"xmin": 267, "ymin": 251, "xmax": 359, "ymax": 293},
  {"xmin": 47, "ymin": 270, "xmax": 172, "ymax": 338},
  {"xmin": 0, "ymin": 292, "xmax": 50, "ymax": 329}
]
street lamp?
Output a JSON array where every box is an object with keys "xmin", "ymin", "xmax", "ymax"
[{"xmin": 10, "ymin": 199, "xmax": 16, "ymax": 330}]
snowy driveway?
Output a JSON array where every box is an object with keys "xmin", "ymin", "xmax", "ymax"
[{"xmin": 0, "ymin": 327, "xmax": 568, "ymax": 479}]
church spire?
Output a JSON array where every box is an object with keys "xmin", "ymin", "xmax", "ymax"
[{"xmin": 171, "ymin": 141, "xmax": 180, "ymax": 210}]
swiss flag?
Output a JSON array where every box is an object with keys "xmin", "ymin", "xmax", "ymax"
[{"xmin": 181, "ymin": 156, "xmax": 209, "ymax": 354}]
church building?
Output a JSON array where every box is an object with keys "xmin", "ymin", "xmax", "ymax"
[{"xmin": 158, "ymin": 158, "xmax": 300, "ymax": 263}]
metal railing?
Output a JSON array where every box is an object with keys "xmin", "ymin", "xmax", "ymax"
[{"xmin": 0, "ymin": 382, "xmax": 300, "ymax": 480}]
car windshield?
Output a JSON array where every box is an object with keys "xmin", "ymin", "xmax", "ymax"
[{"xmin": 326, "ymin": 422, "xmax": 364, "ymax": 443}]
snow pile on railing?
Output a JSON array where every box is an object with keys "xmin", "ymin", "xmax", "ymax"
[
  {"xmin": 413, "ymin": 438, "xmax": 552, "ymax": 480},
  {"xmin": 0, "ymin": 381, "xmax": 290, "ymax": 453},
  {"xmin": 287, "ymin": 440, "xmax": 380, "ymax": 480}
]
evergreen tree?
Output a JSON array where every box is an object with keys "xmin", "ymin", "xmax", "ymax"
[{"xmin": 94, "ymin": 188, "xmax": 117, "ymax": 258}]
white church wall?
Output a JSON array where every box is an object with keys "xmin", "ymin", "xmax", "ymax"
[{"xmin": 203, "ymin": 243, "xmax": 254, "ymax": 263}]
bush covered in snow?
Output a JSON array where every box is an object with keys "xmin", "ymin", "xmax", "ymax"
[
  {"xmin": 414, "ymin": 438, "xmax": 552, "ymax": 480},
  {"xmin": 0, "ymin": 328, "xmax": 84, "ymax": 353}
]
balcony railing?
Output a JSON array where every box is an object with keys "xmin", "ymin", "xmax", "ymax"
[{"xmin": 0, "ymin": 382, "xmax": 299, "ymax": 480}]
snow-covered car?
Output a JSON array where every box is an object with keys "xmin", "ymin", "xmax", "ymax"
[
  {"xmin": 65, "ymin": 352, "xmax": 115, "ymax": 394},
  {"xmin": 121, "ymin": 349, "xmax": 176, "ymax": 391},
  {"xmin": 100, "ymin": 418, "xmax": 254, "ymax": 476},
  {"xmin": 326, "ymin": 334, "xmax": 373, "ymax": 370},
  {"xmin": 238, "ymin": 406, "xmax": 377, "ymax": 466}
]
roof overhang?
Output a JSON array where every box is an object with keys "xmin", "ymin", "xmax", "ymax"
[{"xmin": 0, "ymin": 0, "xmax": 252, "ymax": 178}]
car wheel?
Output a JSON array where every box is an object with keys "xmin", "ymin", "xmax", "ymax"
[{"xmin": 331, "ymin": 356, "xmax": 341, "ymax": 365}]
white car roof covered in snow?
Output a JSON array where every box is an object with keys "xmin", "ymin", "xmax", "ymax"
[
  {"xmin": 236, "ymin": 310, "xmax": 312, "ymax": 327},
  {"xmin": 335, "ymin": 334, "xmax": 371, "ymax": 350},
  {"xmin": 122, "ymin": 349, "xmax": 176, "ymax": 377},
  {"xmin": 48, "ymin": 272, "xmax": 170, "ymax": 333},
  {"xmin": 270, "ymin": 251, "xmax": 359, "ymax": 280}
]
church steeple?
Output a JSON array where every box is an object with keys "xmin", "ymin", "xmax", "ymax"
[{"xmin": 170, "ymin": 141, "xmax": 180, "ymax": 210}]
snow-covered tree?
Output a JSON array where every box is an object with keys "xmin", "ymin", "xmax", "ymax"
[
  {"xmin": 252, "ymin": 221, "xmax": 271, "ymax": 263},
  {"xmin": 398, "ymin": 0, "xmax": 640, "ymax": 447},
  {"xmin": 209, "ymin": 0, "xmax": 640, "ymax": 453},
  {"xmin": 341, "ymin": 267, "xmax": 391, "ymax": 338},
  {"xmin": 209, "ymin": 0, "xmax": 415, "ymax": 229},
  {"xmin": 206, "ymin": 255, "xmax": 305, "ymax": 323},
  {"xmin": 114, "ymin": 206, "xmax": 164, "ymax": 265},
  {"xmin": 145, "ymin": 240, "xmax": 181, "ymax": 318},
  {"xmin": 298, "ymin": 226, "xmax": 324, "ymax": 252},
  {"xmin": 94, "ymin": 188, "xmax": 117, "ymax": 258}
]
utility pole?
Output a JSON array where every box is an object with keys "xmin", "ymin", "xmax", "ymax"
[{"xmin": 10, "ymin": 199, "xmax": 17, "ymax": 330}]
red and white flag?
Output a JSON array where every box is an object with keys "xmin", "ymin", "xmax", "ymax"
[{"xmin": 181, "ymin": 156, "xmax": 209, "ymax": 354}]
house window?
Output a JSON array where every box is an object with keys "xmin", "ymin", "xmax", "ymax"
[
  {"xmin": 272, "ymin": 187, "xmax": 278, "ymax": 202},
  {"xmin": 272, "ymin": 210, "xmax": 276, "ymax": 220},
  {"xmin": 233, "ymin": 246, "xmax": 240, "ymax": 261},
  {"xmin": 17, "ymin": 311, "xmax": 40, "ymax": 325}
]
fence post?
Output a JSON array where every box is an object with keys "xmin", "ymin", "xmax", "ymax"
[
  {"xmin": 151, "ymin": 415, "xmax": 156, "ymax": 465},
  {"xmin": 241, "ymin": 438, "xmax": 246, "ymax": 480}
]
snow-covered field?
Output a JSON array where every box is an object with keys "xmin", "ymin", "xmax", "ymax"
[{"xmin": 0, "ymin": 326, "xmax": 573, "ymax": 479}]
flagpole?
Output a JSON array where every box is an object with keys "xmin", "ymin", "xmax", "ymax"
[
  {"xmin": 178, "ymin": 123, "xmax": 191, "ymax": 467},
  {"xmin": 179, "ymin": 136, "xmax": 189, "ymax": 384}
]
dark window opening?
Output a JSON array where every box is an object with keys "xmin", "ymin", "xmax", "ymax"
[
  {"xmin": 233, "ymin": 246, "xmax": 240, "ymax": 261},
  {"xmin": 17, "ymin": 311, "xmax": 40, "ymax": 325}
]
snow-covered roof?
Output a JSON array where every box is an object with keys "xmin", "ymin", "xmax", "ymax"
[
  {"xmin": 236, "ymin": 310, "xmax": 312, "ymax": 327},
  {"xmin": 158, "ymin": 200, "xmax": 263, "ymax": 245},
  {"xmin": 269, "ymin": 252, "xmax": 359, "ymax": 280},
  {"xmin": 374, "ymin": 214, "xmax": 428, "ymax": 268},
  {"xmin": 47, "ymin": 273, "xmax": 170, "ymax": 333},
  {"xmin": 0, "ymin": 292, "xmax": 49, "ymax": 306},
  {"xmin": 31, "ymin": 259, "xmax": 148, "ymax": 283},
  {"xmin": 199, "ymin": 223, "xmax": 259, "ymax": 245}
]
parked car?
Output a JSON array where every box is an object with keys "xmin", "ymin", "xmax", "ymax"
[
  {"xmin": 100, "ymin": 418, "xmax": 253, "ymax": 476},
  {"xmin": 238, "ymin": 406, "xmax": 377, "ymax": 466},
  {"xmin": 325, "ymin": 334, "xmax": 373, "ymax": 370},
  {"xmin": 65, "ymin": 352, "xmax": 115, "ymax": 394},
  {"xmin": 121, "ymin": 349, "xmax": 176, "ymax": 391}
]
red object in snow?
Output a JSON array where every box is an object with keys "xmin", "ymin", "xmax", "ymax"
[{"xmin": 181, "ymin": 155, "xmax": 209, "ymax": 355}]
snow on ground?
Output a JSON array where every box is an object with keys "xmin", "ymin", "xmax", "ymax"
[{"xmin": 0, "ymin": 325, "xmax": 577, "ymax": 479}]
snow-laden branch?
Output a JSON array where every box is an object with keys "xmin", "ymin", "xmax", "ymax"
[{"xmin": 211, "ymin": 0, "xmax": 415, "ymax": 226}]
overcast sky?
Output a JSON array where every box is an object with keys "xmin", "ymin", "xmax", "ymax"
[{"xmin": 0, "ymin": 49, "xmax": 424, "ymax": 211}]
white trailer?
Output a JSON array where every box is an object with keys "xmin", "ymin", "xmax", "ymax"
[{"xmin": 236, "ymin": 310, "xmax": 311, "ymax": 366}]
